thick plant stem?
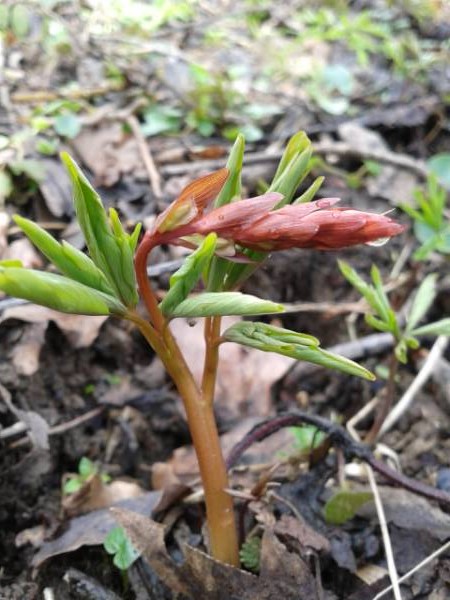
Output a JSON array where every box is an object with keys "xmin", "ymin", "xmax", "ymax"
[
  {"xmin": 201, "ymin": 316, "xmax": 222, "ymax": 406},
  {"xmin": 134, "ymin": 232, "xmax": 165, "ymax": 333},
  {"xmin": 133, "ymin": 237, "xmax": 240, "ymax": 567}
]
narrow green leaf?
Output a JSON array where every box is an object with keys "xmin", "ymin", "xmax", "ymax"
[
  {"xmin": 410, "ymin": 318, "xmax": 450, "ymax": 337},
  {"xmin": 293, "ymin": 176, "xmax": 325, "ymax": 204},
  {"xmin": 269, "ymin": 146, "xmax": 312, "ymax": 206},
  {"xmin": 14, "ymin": 215, "xmax": 114, "ymax": 295},
  {"xmin": 0, "ymin": 267, "xmax": 124, "ymax": 315},
  {"xmin": 61, "ymin": 153, "xmax": 138, "ymax": 307},
  {"xmin": 160, "ymin": 233, "xmax": 217, "ymax": 316},
  {"xmin": 207, "ymin": 135, "xmax": 245, "ymax": 292},
  {"xmin": 272, "ymin": 131, "xmax": 310, "ymax": 184},
  {"xmin": 166, "ymin": 292, "xmax": 284, "ymax": 319},
  {"xmin": 338, "ymin": 260, "xmax": 385, "ymax": 317},
  {"xmin": 222, "ymin": 321, "xmax": 375, "ymax": 380},
  {"xmin": 406, "ymin": 274, "xmax": 437, "ymax": 332},
  {"xmin": 324, "ymin": 490, "xmax": 373, "ymax": 525}
]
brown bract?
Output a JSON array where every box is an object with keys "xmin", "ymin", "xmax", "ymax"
[{"xmin": 154, "ymin": 167, "xmax": 229, "ymax": 233}]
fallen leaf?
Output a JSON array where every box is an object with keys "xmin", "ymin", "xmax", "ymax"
[
  {"xmin": 358, "ymin": 487, "xmax": 450, "ymax": 541},
  {"xmin": 32, "ymin": 491, "xmax": 161, "ymax": 568},
  {"xmin": 11, "ymin": 322, "xmax": 46, "ymax": 375},
  {"xmin": 0, "ymin": 382, "xmax": 49, "ymax": 449},
  {"xmin": 274, "ymin": 514, "xmax": 330, "ymax": 554},
  {"xmin": 0, "ymin": 304, "xmax": 107, "ymax": 348},
  {"xmin": 170, "ymin": 317, "xmax": 293, "ymax": 419},
  {"xmin": 72, "ymin": 124, "xmax": 146, "ymax": 187},
  {"xmin": 113, "ymin": 508, "xmax": 317, "ymax": 599},
  {"xmin": 62, "ymin": 474, "xmax": 145, "ymax": 517},
  {"xmin": 38, "ymin": 158, "xmax": 74, "ymax": 217},
  {"xmin": 3, "ymin": 238, "xmax": 43, "ymax": 269}
]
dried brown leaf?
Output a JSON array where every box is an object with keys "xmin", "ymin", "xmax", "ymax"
[
  {"xmin": 0, "ymin": 305, "xmax": 107, "ymax": 348},
  {"xmin": 32, "ymin": 491, "xmax": 161, "ymax": 567},
  {"xmin": 112, "ymin": 508, "xmax": 317, "ymax": 599},
  {"xmin": 62, "ymin": 474, "xmax": 145, "ymax": 517}
]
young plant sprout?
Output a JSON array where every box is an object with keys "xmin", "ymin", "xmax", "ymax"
[
  {"xmin": 339, "ymin": 263, "xmax": 450, "ymax": 441},
  {"xmin": 0, "ymin": 132, "xmax": 404, "ymax": 567}
]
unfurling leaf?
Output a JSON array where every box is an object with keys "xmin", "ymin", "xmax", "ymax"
[
  {"xmin": 165, "ymin": 292, "xmax": 284, "ymax": 319},
  {"xmin": 324, "ymin": 490, "xmax": 373, "ymax": 525},
  {"xmin": 160, "ymin": 233, "xmax": 217, "ymax": 315},
  {"xmin": 0, "ymin": 267, "xmax": 124, "ymax": 316},
  {"xmin": 222, "ymin": 321, "xmax": 375, "ymax": 380},
  {"xmin": 13, "ymin": 215, "xmax": 114, "ymax": 295},
  {"xmin": 61, "ymin": 152, "xmax": 139, "ymax": 307},
  {"xmin": 208, "ymin": 134, "xmax": 245, "ymax": 291}
]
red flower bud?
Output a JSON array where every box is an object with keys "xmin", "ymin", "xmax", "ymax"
[{"xmin": 176, "ymin": 196, "xmax": 405, "ymax": 251}]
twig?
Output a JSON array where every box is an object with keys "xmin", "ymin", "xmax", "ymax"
[
  {"xmin": 10, "ymin": 82, "xmax": 124, "ymax": 105},
  {"xmin": 225, "ymin": 412, "xmax": 450, "ymax": 507},
  {"xmin": 126, "ymin": 115, "xmax": 163, "ymax": 199},
  {"xmin": 365, "ymin": 464, "xmax": 402, "ymax": 600},
  {"xmin": 379, "ymin": 335, "xmax": 449, "ymax": 437},
  {"xmin": 159, "ymin": 142, "xmax": 429, "ymax": 179},
  {"xmin": 7, "ymin": 406, "xmax": 104, "ymax": 449},
  {"xmin": 282, "ymin": 300, "xmax": 368, "ymax": 316},
  {"xmin": 373, "ymin": 539, "xmax": 450, "ymax": 600}
]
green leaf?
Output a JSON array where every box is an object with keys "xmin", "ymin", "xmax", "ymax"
[
  {"xmin": 0, "ymin": 170, "xmax": 13, "ymax": 201},
  {"xmin": 13, "ymin": 215, "xmax": 114, "ymax": 295},
  {"xmin": 222, "ymin": 321, "xmax": 375, "ymax": 380},
  {"xmin": 54, "ymin": 113, "xmax": 81, "ymax": 139},
  {"xmin": 36, "ymin": 137, "xmax": 59, "ymax": 156},
  {"xmin": 406, "ymin": 274, "xmax": 437, "ymax": 332},
  {"xmin": 208, "ymin": 134, "xmax": 245, "ymax": 292},
  {"xmin": 324, "ymin": 490, "xmax": 373, "ymax": 525},
  {"xmin": 427, "ymin": 153, "xmax": 450, "ymax": 190},
  {"xmin": 141, "ymin": 105, "xmax": 182, "ymax": 137},
  {"xmin": 11, "ymin": 4, "xmax": 30, "ymax": 38},
  {"xmin": 63, "ymin": 477, "xmax": 83, "ymax": 495},
  {"xmin": 272, "ymin": 131, "xmax": 310, "ymax": 184},
  {"xmin": 104, "ymin": 526, "xmax": 140, "ymax": 571},
  {"xmin": 61, "ymin": 152, "xmax": 139, "ymax": 307},
  {"xmin": 0, "ymin": 267, "xmax": 124, "ymax": 315},
  {"xmin": 410, "ymin": 318, "xmax": 450, "ymax": 337},
  {"xmin": 269, "ymin": 146, "xmax": 312, "ymax": 206},
  {"xmin": 166, "ymin": 292, "xmax": 284, "ymax": 319},
  {"xmin": 338, "ymin": 260, "xmax": 386, "ymax": 318},
  {"xmin": 160, "ymin": 233, "xmax": 217, "ymax": 315},
  {"xmin": 293, "ymin": 176, "xmax": 325, "ymax": 204},
  {"xmin": 78, "ymin": 457, "xmax": 97, "ymax": 477},
  {"xmin": 289, "ymin": 425, "xmax": 326, "ymax": 452},
  {"xmin": 239, "ymin": 536, "xmax": 261, "ymax": 573}
]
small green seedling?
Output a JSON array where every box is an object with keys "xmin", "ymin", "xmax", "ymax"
[
  {"xmin": 339, "ymin": 263, "xmax": 450, "ymax": 363},
  {"xmin": 401, "ymin": 174, "xmax": 450, "ymax": 260},
  {"xmin": 104, "ymin": 526, "xmax": 141, "ymax": 571},
  {"xmin": 324, "ymin": 490, "xmax": 373, "ymax": 525},
  {"xmin": 339, "ymin": 262, "xmax": 450, "ymax": 439},
  {"xmin": 239, "ymin": 535, "xmax": 261, "ymax": 573},
  {"xmin": 63, "ymin": 457, "xmax": 110, "ymax": 495}
]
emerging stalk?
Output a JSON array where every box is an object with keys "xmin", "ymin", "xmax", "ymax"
[{"xmin": 134, "ymin": 235, "xmax": 240, "ymax": 567}]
